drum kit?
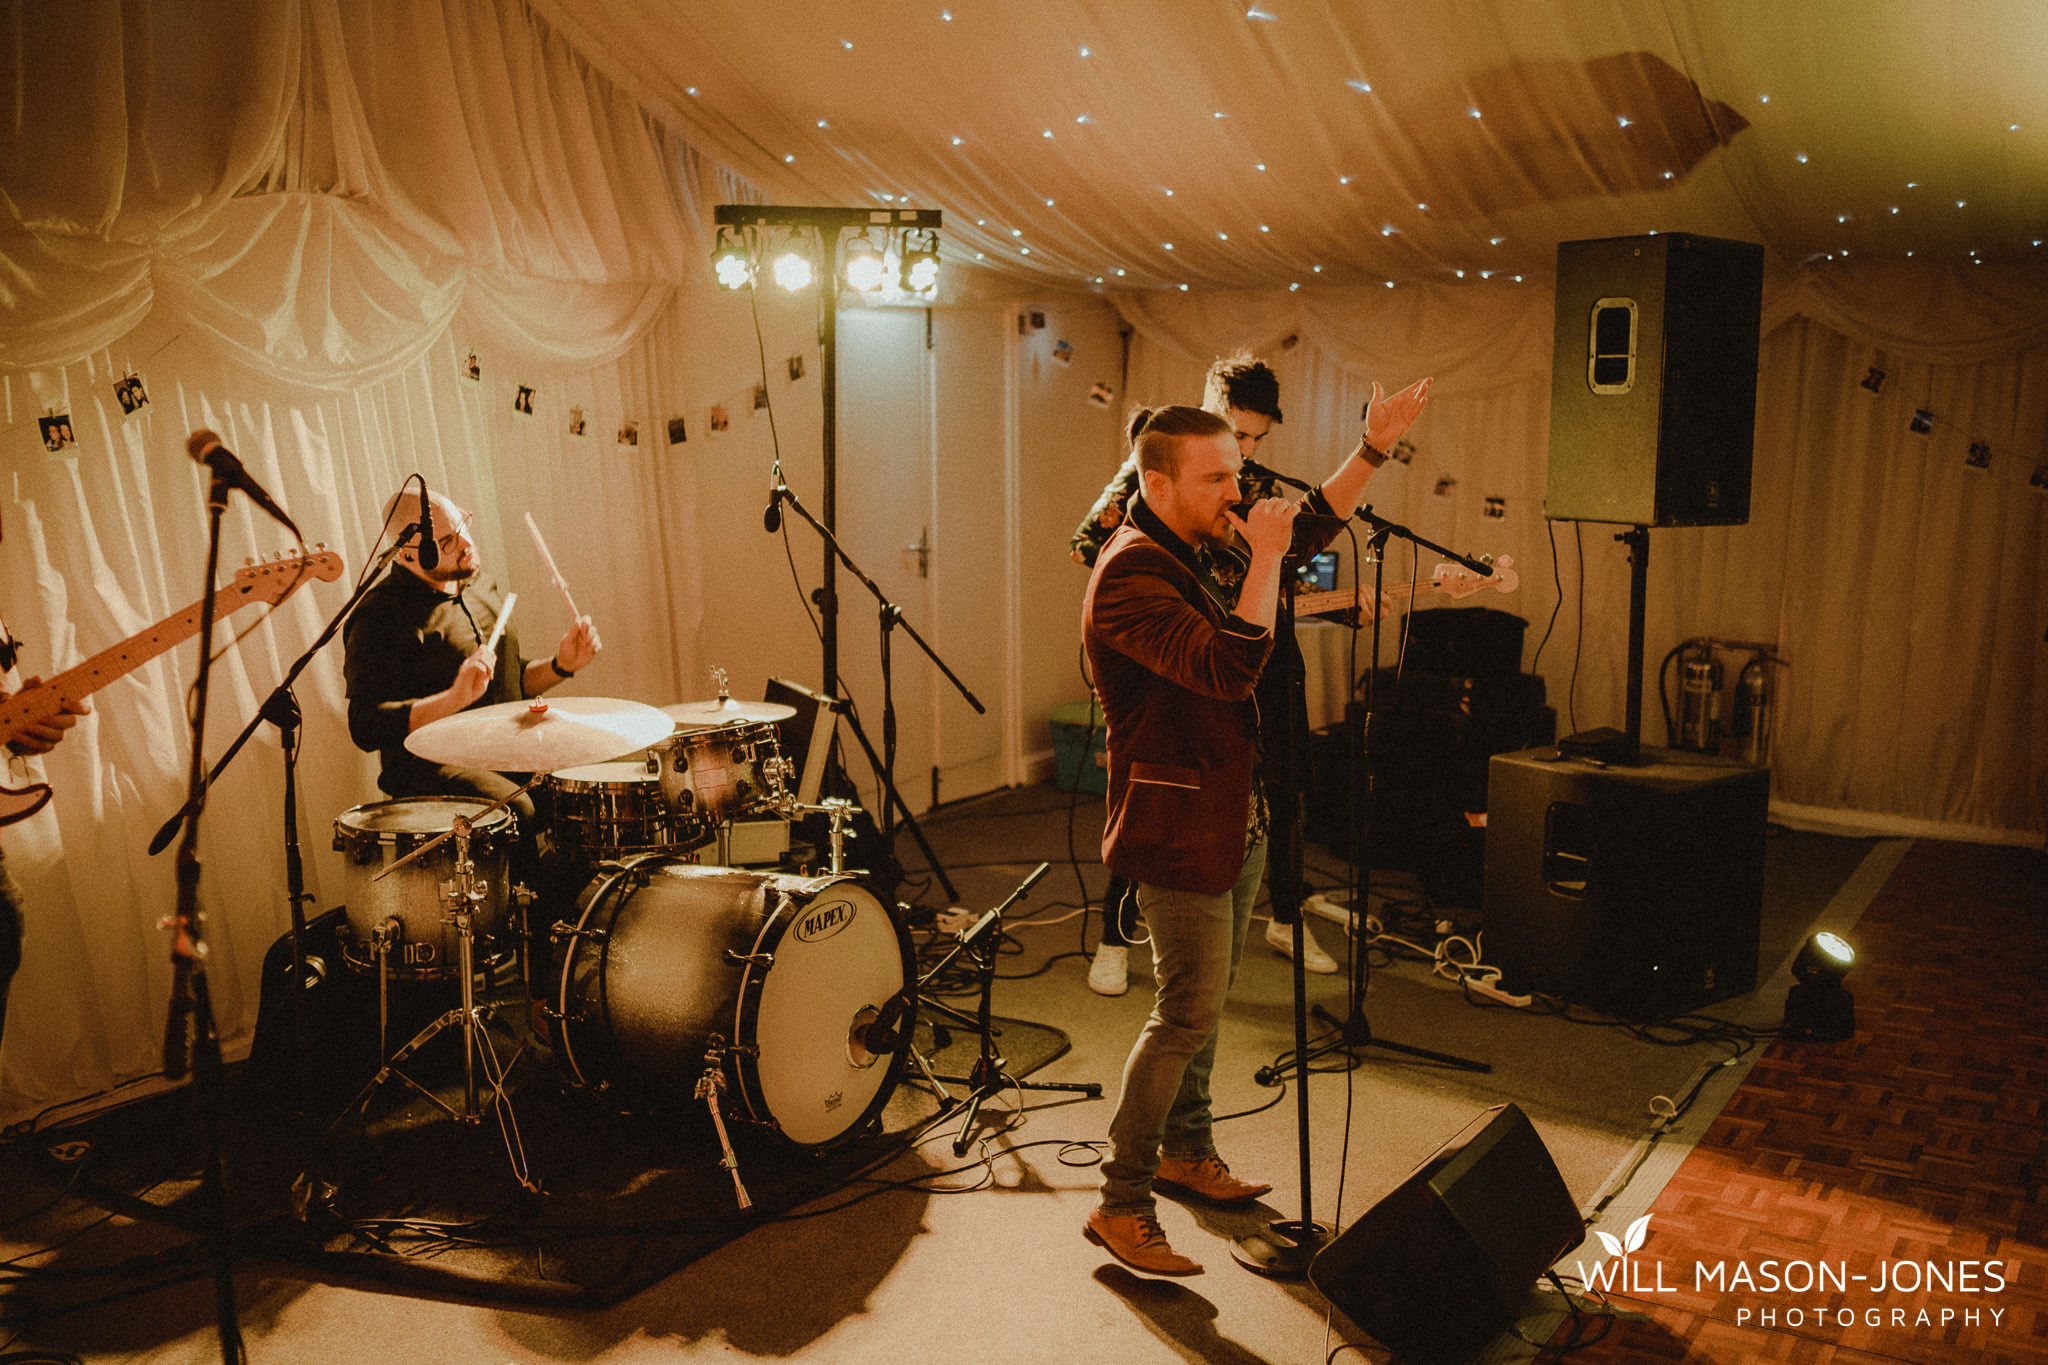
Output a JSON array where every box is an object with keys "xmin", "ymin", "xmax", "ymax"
[{"xmin": 325, "ymin": 679, "xmax": 909, "ymax": 1203}]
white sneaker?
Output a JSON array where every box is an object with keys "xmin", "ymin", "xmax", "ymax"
[
  {"xmin": 1265, "ymin": 917, "xmax": 1338, "ymax": 974},
  {"xmin": 1088, "ymin": 944, "xmax": 1130, "ymax": 996}
]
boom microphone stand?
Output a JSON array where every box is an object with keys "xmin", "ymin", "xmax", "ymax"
[
  {"xmin": 1303, "ymin": 506, "xmax": 1490, "ymax": 1074},
  {"xmin": 917, "ymin": 863, "xmax": 1102, "ymax": 1154},
  {"xmin": 770, "ymin": 475, "xmax": 981, "ymax": 901}
]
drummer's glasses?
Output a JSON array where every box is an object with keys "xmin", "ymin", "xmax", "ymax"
[{"xmin": 435, "ymin": 509, "xmax": 475, "ymax": 557}]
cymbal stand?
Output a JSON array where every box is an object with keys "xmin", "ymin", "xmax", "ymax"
[
  {"xmin": 917, "ymin": 864, "xmax": 1102, "ymax": 1155},
  {"xmin": 332, "ymin": 815, "xmax": 540, "ymax": 1192}
]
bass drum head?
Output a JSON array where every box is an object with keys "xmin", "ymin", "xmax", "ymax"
[
  {"xmin": 554, "ymin": 862, "xmax": 911, "ymax": 1150},
  {"xmin": 742, "ymin": 877, "xmax": 907, "ymax": 1147}
]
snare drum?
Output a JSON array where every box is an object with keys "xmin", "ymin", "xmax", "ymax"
[
  {"xmin": 547, "ymin": 761, "xmax": 688, "ymax": 864},
  {"xmin": 652, "ymin": 720, "xmax": 789, "ymax": 832},
  {"xmin": 332, "ymin": 797, "xmax": 514, "ymax": 979},
  {"xmin": 554, "ymin": 860, "xmax": 911, "ymax": 1147}
]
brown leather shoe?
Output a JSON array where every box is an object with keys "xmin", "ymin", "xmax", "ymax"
[
  {"xmin": 1154, "ymin": 1154, "xmax": 1272, "ymax": 1206},
  {"xmin": 1084, "ymin": 1207, "xmax": 1203, "ymax": 1276}
]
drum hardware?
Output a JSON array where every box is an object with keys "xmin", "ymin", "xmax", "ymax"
[
  {"xmin": 777, "ymin": 794, "xmax": 861, "ymax": 874},
  {"xmin": 695, "ymin": 1037, "xmax": 755, "ymax": 1212},
  {"xmin": 334, "ymin": 782, "xmax": 549, "ymax": 1193},
  {"xmin": 915, "ymin": 863, "xmax": 1103, "ymax": 1157}
]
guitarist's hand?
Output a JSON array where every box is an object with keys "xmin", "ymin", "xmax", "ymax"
[{"xmin": 3, "ymin": 677, "xmax": 90, "ymax": 757}]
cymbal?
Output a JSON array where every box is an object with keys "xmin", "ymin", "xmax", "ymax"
[
  {"xmin": 406, "ymin": 696, "xmax": 674, "ymax": 771},
  {"xmin": 663, "ymin": 696, "xmax": 796, "ymax": 729}
]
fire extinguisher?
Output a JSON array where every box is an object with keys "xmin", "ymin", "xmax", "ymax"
[
  {"xmin": 1734, "ymin": 653, "xmax": 1773, "ymax": 767},
  {"xmin": 1676, "ymin": 644, "xmax": 1723, "ymax": 753}
]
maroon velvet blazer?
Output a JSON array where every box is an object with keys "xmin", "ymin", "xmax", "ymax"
[{"xmin": 1083, "ymin": 509, "xmax": 1275, "ymax": 895}]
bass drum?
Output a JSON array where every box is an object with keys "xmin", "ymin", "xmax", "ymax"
[{"xmin": 555, "ymin": 860, "xmax": 912, "ymax": 1148}]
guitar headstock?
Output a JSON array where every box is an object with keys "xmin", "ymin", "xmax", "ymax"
[
  {"xmin": 1431, "ymin": 554, "xmax": 1519, "ymax": 599},
  {"xmin": 233, "ymin": 547, "xmax": 346, "ymax": 604}
]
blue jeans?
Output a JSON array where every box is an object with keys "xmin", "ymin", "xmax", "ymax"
[{"xmin": 1099, "ymin": 840, "xmax": 1267, "ymax": 1215}]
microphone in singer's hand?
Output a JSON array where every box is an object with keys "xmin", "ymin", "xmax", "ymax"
[
  {"xmin": 186, "ymin": 430, "xmax": 302, "ymax": 539},
  {"xmin": 413, "ymin": 475, "xmax": 438, "ymax": 570}
]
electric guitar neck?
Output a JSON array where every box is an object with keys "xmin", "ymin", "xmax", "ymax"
[{"xmin": 0, "ymin": 549, "xmax": 344, "ymax": 826}]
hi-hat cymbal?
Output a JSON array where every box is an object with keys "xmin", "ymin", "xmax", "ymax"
[
  {"xmin": 662, "ymin": 696, "xmax": 796, "ymax": 729},
  {"xmin": 406, "ymin": 696, "xmax": 674, "ymax": 771}
]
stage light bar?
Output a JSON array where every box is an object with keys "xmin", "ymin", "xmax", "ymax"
[
  {"xmin": 712, "ymin": 226, "xmax": 755, "ymax": 290},
  {"xmin": 772, "ymin": 231, "xmax": 816, "ymax": 292},
  {"xmin": 843, "ymin": 230, "xmax": 887, "ymax": 292},
  {"xmin": 899, "ymin": 229, "xmax": 940, "ymax": 292}
]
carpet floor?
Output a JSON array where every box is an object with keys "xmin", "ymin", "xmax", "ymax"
[{"xmin": 1, "ymin": 784, "xmax": 2020, "ymax": 1365}]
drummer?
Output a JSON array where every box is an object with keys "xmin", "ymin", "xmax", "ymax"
[{"xmin": 342, "ymin": 490, "xmax": 601, "ymax": 841}]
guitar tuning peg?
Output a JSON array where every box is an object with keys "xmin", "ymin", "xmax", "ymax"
[{"xmin": 244, "ymin": 557, "xmax": 256, "ymax": 567}]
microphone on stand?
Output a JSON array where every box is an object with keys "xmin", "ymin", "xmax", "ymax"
[
  {"xmin": 413, "ymin": 474, "xmax": 439, "ymax": 570},
  {"xmin": 186, "ymin": 430, "xmax": 302, "ymax": 539},
  {"xmin": 1239, "ymin": 456, "xmax": 1316, "ymax": 494},
  {"xmin": 762, "ymin": 468, "xmax": 785, "ymax": 533}
]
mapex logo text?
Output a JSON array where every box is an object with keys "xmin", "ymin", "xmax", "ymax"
[{"xmin": 1575, "ymin": 1214, "xmax": 2014, "ymax": 1331}]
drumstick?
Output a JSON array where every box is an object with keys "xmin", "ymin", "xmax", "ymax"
[
  {"xmin": 524, "ymin": 511, "xmax": 581, "ymax": 620},
  {"xmin": 483, "ymin": 593, "xmax": 516, "ymax": 659}
]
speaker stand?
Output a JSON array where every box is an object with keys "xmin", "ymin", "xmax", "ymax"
[{"xmin": 1558, "ymin": 523, "xmax": 1651, "ymax": 765}]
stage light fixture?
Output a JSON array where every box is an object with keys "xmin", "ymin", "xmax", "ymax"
[
  {"xmin": 771, "ymin": 231, "xmax": 816, "ymax": 292},
  {"xmin": 842, "ymin": 230, "xmax": 887, "ymax": 292},
  {"xmin": 1783, "ymin": 931, "xmax": 1856, "ymax": 1042},
  {"xmin": 712, "ymin": 226, "xmax": 755, "ymax": 290},
  {"xmin": 899, "ymin": 230, "xmax": 940, "ymax": 292}
]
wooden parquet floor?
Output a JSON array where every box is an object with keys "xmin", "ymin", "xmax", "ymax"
[{"xmin": 1549, "ymin": 839, "xmax": 2047, "ymax": 1365}]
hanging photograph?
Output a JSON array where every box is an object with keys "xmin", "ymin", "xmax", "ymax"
[
  {"xmin": 787, "ymin": 353, "xmax": 806, "ymax": 382},
  {"xmin": 667, "ymin": 416, "xmax": 687, "ymax": 444},
  {"xmin": 752, "ymin": 384, "xmax": 769, "ymax": 413},
  {"xmin": 514, "ymin": 384, "xmax": 536, "ymax": 416},
  {"xmin": 616, "ymin": 418, "xmax": 639, "ymax": 451},
  {"xmin": 1052, "ymin": 339, "xmax": 1074, "ymax": 366},
  {"xmin": 1964, "ymin": 442, "xmax": 1992, "ymax": 471},
  {"xmin": 2030, "ymin": 463, "xmax": 2048, "ymax": 493},
  {"xmin": 1088, "ymin": 381, "xmax": 1113, "ymax": 408},
  {"xmin": 568, "ymin": 406, "xmax": 587, "ymax": 438},
  {"xmin": 462, "ymin": 349, "xmax": 481, "ymax": 381},
  {"xmin": 710, "ymin": 405, "xmax": 730, "ymax": 433},
  {"xmin": 38, "ymin": 415, "xmax": 76, "ymax": 452},
  {"xmin": 113, "ymin": 374, "xmax": 150, "ymax": 416}
]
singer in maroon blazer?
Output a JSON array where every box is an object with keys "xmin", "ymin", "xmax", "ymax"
[{"xmin": 1084, "ymin": 497, "xmax": 1276, "ymax": 895}]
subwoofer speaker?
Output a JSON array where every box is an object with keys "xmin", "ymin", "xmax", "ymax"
[
  {"xmin": 1546, "ymin": 232, "xmax": 1764, "ymax": 526},
  {"xmin": 1484, "ymin": 746, "xmax": 1767, "ymax": 1019},
  {"xmin": 1310, "ymin": 1103, "xmax": 1584, "ymax": 1365}
]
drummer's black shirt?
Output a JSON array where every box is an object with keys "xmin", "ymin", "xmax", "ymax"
[{"xmin": 343, "ymin": 569, "xmax": 529, "ymax": 795}]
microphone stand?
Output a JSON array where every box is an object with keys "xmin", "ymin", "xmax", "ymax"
[
  {"xmin": 770, "ymin": 477, "xmax": 980, "ymax": 902},
  {"xmin": 917, "ymin": 863, "xmax": 1102, "ymax": 1154},
  {"xmin": 148, "ymin": 533, "xmax": 414, "ymax": 1219},
  {"xmin": 162, "ymin": 468, "xmax": 246, "ymax": 1365},
  {"xmin": 1303, "ymin": 504, "xmax": 1489, "ymax": 1074}
]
